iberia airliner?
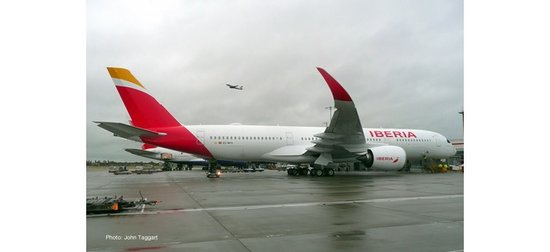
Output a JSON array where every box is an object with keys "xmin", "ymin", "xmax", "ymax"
[{"xmin": 96, "ymin": 67, "xmax": 456, "ymax": 177}]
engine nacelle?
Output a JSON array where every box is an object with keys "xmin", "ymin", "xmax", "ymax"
[{"xmin": 362, "ymin": 146, "xmax": 406, "ymax": 170}]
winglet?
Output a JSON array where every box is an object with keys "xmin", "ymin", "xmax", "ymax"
[{"xmin": 316, "ymin": 67, "xmax": 352, "ymax": 102}]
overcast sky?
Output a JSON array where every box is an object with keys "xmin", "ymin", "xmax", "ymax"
[{"xmin": 86, "ymin": 0, "xmax": 463, "ymax": 162}]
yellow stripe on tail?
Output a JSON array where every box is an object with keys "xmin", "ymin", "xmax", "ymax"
[{"xmin": 107, "ymin": 67, "xmax": 145, "ymax": 89}]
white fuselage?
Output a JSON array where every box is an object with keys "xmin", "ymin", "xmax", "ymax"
[{"xmin": 186, "ymin": 125, "xmax": 456, "ymax": 163}]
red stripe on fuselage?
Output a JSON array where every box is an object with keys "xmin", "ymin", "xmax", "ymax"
[{"xmin": 141, "ymin": 126, "xmax": 213, "ymax": 158}]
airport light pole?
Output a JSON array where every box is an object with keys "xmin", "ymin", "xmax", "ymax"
[{"xmin": 459, "ymin": 110, "xmax": 464, "ymax": 131}]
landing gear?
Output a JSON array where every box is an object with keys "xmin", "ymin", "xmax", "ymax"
[
  {"xmin": 286, "ymin": 164, "xmax": 335, "ymax": 177},
  {"xmin": 287, "ymin": 169, "xmax": 297, "ymax": 176},
  {"xmin": 287, "ymin": 167, "xmax": 309, "ymax": 176},
  {"xmin": 162, "ymin": 162, "xmax": 172, "ymax": 171},
  {"xmin": 309, "ymin": 167, "xmax": 334, "ymax": 177},
  {"xmin": 312, "ymin": 168, "xmax": 323, "ymax": 177}
]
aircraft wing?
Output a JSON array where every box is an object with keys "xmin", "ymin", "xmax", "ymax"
[
  {"xmin": 307, "ymin": 68, "xmax": 368, "ymax": 165},
  {"xmin": 95, "ymin": 121, "xmax": 166, "ymax": 143}
]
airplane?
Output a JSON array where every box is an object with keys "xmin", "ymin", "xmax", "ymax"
[
  {"xmin": 96, "ymin": 67, "xmax": 456, "ymax": 178},
  {"xmin": 226, "ymin": 84, "xmax": 243, "ymax": 90}
]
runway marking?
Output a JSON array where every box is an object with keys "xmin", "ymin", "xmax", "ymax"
[
  {"xmin": 183, "ymin": 194, "xmax": 464, "ymax": 212},
  {"xmin": 87, "ymin": 194, "xmax": 463, "ymax": 218}
]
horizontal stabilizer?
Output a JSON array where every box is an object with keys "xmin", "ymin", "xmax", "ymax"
[
  {"xmin": 125, "ymin": 148, "xmax": 156, "ymax": 156},
  {"xmin": 95, "ymin": 122, "xmax": 166, "ymax": 142}
]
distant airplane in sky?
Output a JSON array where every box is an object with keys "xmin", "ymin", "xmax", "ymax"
[
  {"xmin": 226, "ymin": 84, "xmax": 243, "ymax": 90},
  {"xmin": 97, "ymin": 67, "xmax": 456, "ymax": 178}
]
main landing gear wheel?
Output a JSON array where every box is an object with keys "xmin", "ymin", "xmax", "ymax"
[
  {"xmin": 287, "ymin": 168, "xmax": 309, "ymax": 176},
  {"xmin": 314, "ymin": 169, "xmax": 323, "ymax": 177},
  {"xmin": 310, "ymin": 168, "xmax": 334, "ymax": 177}
]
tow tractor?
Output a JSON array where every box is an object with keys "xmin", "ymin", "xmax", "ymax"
[
  {"xmin": 206, "ymin": 169, "xmax": 222, "ymax": 178},
  {"xmin": 206, "ymin": 160, "xmax": 222, "ymax": 178}
]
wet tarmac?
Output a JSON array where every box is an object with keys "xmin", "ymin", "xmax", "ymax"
[{"xmin": 87, "ymin": 169, "xmax": 463, "ymax": 252}]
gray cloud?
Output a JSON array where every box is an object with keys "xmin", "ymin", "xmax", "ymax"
[{"xmin": 87, "ymin": 0, "xmax": 463, "ymax": 161}]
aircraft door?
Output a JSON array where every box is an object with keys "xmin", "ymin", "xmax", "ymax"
[{"xmin": 285, "ymin": 132, "xmax": 294, "ymax": 145}]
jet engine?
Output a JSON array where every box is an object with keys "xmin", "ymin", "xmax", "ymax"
[{"xmin": 360, "ymin": 146, "xmax": 406, "ymax": 170}]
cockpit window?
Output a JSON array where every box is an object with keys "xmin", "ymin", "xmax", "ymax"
[{"xmin": 447, "ymin": 139, "xmax": 451, "ymax": 143}]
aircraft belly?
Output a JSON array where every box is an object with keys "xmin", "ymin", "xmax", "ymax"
[
  {"xmin": 212, "ymin": 145, "xmax": 245, "ymax": 160},
  {"xmin": 261, "ymin": 154, "xmax": 315, "ymax": 163}
]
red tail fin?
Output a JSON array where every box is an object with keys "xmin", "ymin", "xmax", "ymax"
[
  {"xmin": 106, "ymin": 67, "xmax": 213, "ymax": 158},
  {"xmin": 107, "ymin": 67, "xmax": 181, "ymax": 129}
]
